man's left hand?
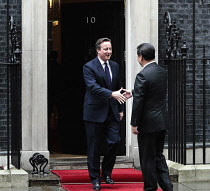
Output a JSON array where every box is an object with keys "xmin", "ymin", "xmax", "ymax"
[{"xmin": 131, "ymin": 126, "xmax": 139, "ymax": 134}]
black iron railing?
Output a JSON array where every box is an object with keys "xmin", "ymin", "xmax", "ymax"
[
  {"xmin": 9, "ymin": 15, "xmax": 22, "ymax": 169},
  {"xmin": 165, "ymin": 53, "xmax": 210, "ymax": 165},
  {"xmin": 0, "ymin": 62, "xmax": 21, "ymax": 170},
  {"xmin": 0, "ymin": 14, "xmax": 22, "ymax": 170},
  {"xmin": 163, "ymin": 9, "xmax": 209, "ymax": 165}
]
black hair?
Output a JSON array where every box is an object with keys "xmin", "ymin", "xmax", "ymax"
[{"xmin": 137, "ymin": 43, "xmax": 155, "ymax": 61}]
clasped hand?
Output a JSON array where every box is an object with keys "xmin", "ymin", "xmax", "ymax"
[{"xmin": 111, "ymin": 88, "xmax": 132, "ymax": 104}]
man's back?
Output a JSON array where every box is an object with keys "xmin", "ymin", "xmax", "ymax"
[
  {"xmin": 140, "ymin": 63, "xmax": 167, "ymax": 111},
  {"xmin": 131, "ymin": 62, "xmax": 169, "ymax": 133}
]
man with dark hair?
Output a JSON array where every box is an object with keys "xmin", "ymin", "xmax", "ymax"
[
  {"xmin": 123, "ymin": 43, "xmax": 173, "ymax": 191},
  {"xmin": 83, "ymin": 37, "xmax": 126, "ymax": 190}
]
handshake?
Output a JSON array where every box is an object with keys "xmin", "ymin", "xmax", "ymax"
[{"xmin": 111, "ymin": 88, "xmax": 132, "ymax": 104}]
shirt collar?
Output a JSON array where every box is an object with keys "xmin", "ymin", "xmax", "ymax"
[
  {"xmin": 98, "ymin": 57, "xmax": 109, "ymax": 66},
  {"xmin": 143, "ymin": 61, "xmax": 156, "ymax": 68}
]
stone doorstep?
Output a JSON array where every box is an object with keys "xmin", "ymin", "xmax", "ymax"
[
  {"xmin": 167, "ymin": 160, "xmax": 210, "ymax": 183},
  {"xmin": 28, "ymin": 172, "xmax": 60, "ymax": 187},
  {"xmin": 0, "ymin": 167, "xmax": 28, "ymax": 188},
  {"xmin": 50, "ymin": 156, "xmax": 134, "ymax": 170},
  {"xmin": 50, "ymin": 161, "xmax": 134, "ymax": 170}
]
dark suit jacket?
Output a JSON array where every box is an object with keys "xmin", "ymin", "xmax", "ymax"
[
  {"xmin": 83, "ymin": 57, "xmax": 123, "ymax": 122},
  {"xmin": 131, "ymin": 62, "xmax": 169, "ymax": 133}
]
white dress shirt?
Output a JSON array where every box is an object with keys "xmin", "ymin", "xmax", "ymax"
[{"xmin": 98, "ymin": 57, "xmax": 113, "ymax": 80}]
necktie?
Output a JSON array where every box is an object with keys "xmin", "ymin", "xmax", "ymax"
[{"xmin": 104, "ymin": 62, "xmax": 111, "ymax": 89}]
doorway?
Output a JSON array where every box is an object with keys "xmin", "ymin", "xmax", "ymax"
[{"xmin": 48, "ymin": 0, "xmax": 125, "ymax": 155}]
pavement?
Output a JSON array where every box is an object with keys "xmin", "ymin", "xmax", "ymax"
[{"xmin": 0, "ymin": 181, "xmax": 210, "ymax": 191}]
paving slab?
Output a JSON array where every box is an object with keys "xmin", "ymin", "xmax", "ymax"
[{"xmin": 182, "ymin": 182, "xmax": 210, "ymax": 191}]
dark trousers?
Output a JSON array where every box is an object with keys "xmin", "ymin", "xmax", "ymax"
[
  {"xmin": 138, "ymin": 130, "xmax": 173, "ymax": 191},
  {"xmin": 85, "ymin": 112, "xmax": 120, "ymax": 184}
]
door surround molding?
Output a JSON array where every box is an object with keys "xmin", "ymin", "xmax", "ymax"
[
  {"xmin": 125, "ymin": 0, "xmax": 158, "ymax": 167},
  {"xmin": 20, "ymin": 0, "xmax": 158, "ymax": 170},
  {"xmin": 21, "ymin": 0, "xmax": 49, "ymax": 171}
]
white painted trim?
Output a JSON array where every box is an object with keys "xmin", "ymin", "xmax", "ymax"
[
  {"xmin": 124, "ymin": 0, "xmax": 158, "ymax": 167},
  {"xmin": 21, "ymin": 0, "xmax": 49, "ymax": 171}
]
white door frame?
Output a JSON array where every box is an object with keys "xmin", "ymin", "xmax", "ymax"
[{"xmin": 20, "ymin": 0, "xmax": 158, "ymax": 170}]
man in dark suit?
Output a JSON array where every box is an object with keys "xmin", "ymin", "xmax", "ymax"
[
  {"xmin": 83, "ymin": 38, "xmax": 126, "ymax": 190},
  {"xmin": 124, "ymin": 43, "xmax": 173, "ymax": 191}
]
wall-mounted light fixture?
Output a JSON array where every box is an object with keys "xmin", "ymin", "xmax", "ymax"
[
  {"xmin": 53, "ymin": 20, "xmax": 59, "ymax": 26},
  {"xmin": 49, "ymin": 0, "xmax": 53, "ymax": 9}
]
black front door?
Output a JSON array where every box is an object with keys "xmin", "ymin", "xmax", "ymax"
[{"xmin": 60, "ymin": 1, "xmax": 125, "ymax": 155}]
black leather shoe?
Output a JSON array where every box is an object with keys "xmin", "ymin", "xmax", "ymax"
[
  {"xmin": 92, "ymin": 182, "xmax": 101, "ymax": 190},
  {"xmin": 101, "ymin": 176, "xmax": 114, "ymax": 184}
]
